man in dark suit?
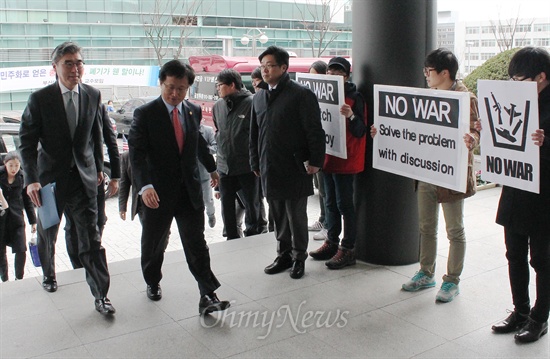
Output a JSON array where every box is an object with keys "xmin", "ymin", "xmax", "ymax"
[
  {"xmin": 129, "ymin": 60, "xmax": 229, "ymax": 315},
  {"xmin": 19, "ymin": 42, "xmax": 115, "ymax": 315},
  {"xmin": 65, "ymin": 103, "xmax": 120, "ymax": 269}
]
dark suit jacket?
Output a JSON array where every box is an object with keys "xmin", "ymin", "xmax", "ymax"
[
  {"xmin": 129, "ymin": 97, "xmax": 216, "ymax": 211},
  {"xmin": 19, "ymin": 82, "xmax": 104, "ymax": 202},
  {"xmin": 118, "ymin": 151, "xmax": 139, "ymax": 220},
  {"xmin": 101, "ymin": 104, "xmax": 121, "ymax": 180}
]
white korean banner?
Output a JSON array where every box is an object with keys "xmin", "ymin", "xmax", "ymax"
[
  {"xmin": 373, "ymin": 85, "xmax": 470, "ymax": 192},
  {"xmin": 478, "ymin": 80, "xmax": 539, "ymax": 193},
  {"xmin": 296, "ymin": 72, "xmax": 347, "ymax": 159},
  {"xmin": 0, "ymin": 65, "xmax": 159, "ymax": 92}
]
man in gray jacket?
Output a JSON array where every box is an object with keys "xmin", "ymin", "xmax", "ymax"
[{"xmin": 213, "ymin": 69, "xmax": 261, "ymax": 239}]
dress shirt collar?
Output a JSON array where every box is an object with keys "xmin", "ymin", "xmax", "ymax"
[
  {"xmin": 59, "ymin": 82, "xmax": 80, "ymax": 95},
  {"xmin": 162, "ymin": 98, "xmax": 183, "ymax": 116}
]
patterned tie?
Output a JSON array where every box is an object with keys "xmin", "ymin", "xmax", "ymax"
[
  {"xmin": 66, "ymin": 91, "xmax": 77, "ymax": 138},
  {"xmin": 172, "ymin": 107, "xmax": 184, "ymax": 153}
]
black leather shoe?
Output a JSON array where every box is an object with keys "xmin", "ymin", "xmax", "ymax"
[
  {"xmin": 289, "ymin": 260, "xmax": 305, "ymax": 279},
  {"xmin": 199, "ymin": 292, "xmax": 230, "ymax": 315},
  {"xmin": 264, "ymin": 256, "xmax": 293, "ymax": 275},
  {"xmin": 492, "ymin": 311, "xmax": 529, "ymax": 333},
  {"xmin": 515, "ymin": 318, "xmax": 548, "ymax": 343},
  {"xmin": 95, "ymin": 297, "xmax": 116, "ymax": 315},
  {"xmin": 147, "ymin": 284, "xmax": 162, "ymax": 301},
  {"xmin": 42, "ymin": 276, "xmax": 58, "ymax": 293}
]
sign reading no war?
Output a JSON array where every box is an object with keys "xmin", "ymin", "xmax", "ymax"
[
  {"xmin": 373, "ymin": 85, "xmax": 470, "ymax": 192},
  {"xmin": 296, "ymin": 72, "xmax": 347, "ymax": 159}
]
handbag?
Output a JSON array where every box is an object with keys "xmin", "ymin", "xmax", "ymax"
[{"xmin": 28, "ymin": 234, "xmax": 41, "ymax": 267}]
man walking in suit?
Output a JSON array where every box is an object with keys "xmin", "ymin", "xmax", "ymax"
[
  {"xmin": 129, "ymin": 59, "xmax": 230, "ymax": 315},
  {"xmin": 19, "ymin": 41, "xmax": 115, "ymax": 315}
]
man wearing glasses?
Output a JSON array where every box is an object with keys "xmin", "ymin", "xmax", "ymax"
[
  {"xmin": 250, "ymin": 46, "xmax": 325, "ymax": 279},
  {"xmin": 213, "ymin": 69, "xmax": 261, "ymax": 239},
  {"xmin": 19, "ymin": 42, "xmax": 115, "ymax": 314}
]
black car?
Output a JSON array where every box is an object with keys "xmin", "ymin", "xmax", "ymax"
[
  {"xmin": 110, "ymin": 96, "xmax": 157, "ymax": 136},
  {"xmin": 0, "ymin": 122, "xmax": 114, "ymax": 196}
]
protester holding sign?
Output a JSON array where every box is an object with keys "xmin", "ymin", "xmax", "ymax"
[
  {"xmin": 309, "ymin": 57, "xmax": 367, "ymax": 269},
  {"xmin": 372, "ymin": 48, "xmax": 479, "ymax": 302},
  {"xmin": 488, "ymin": 47, "xmax": 550, "ymax": 343}
]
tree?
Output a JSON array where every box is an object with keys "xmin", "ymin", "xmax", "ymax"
[
  {"xmin": 489, "ymin": 13, "xmax": 534, "ymax": 52},
  {"xmin": 463, "ymin": 48, "xmax": 520, "ymax": 96},
  {"xmin": 142, "ymin": 0, "xmax": 204, "ymax": 66},
  {"xmin": 294, "ymin": 0, "xmax": 345, "ymax": 57}
]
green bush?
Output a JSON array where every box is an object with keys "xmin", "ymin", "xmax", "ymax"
[{"xmin": 463, "ymin": 48, "xmax": 520, "ymax": 96}]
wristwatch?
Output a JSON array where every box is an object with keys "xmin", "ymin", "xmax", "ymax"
[{"xmin": 348, "ymin": 114, "xmax": 356, "ymax": 121}]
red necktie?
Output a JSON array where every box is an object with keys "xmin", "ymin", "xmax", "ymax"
[{"xmin": 172, "ymin": 107, "xmax": 184, "ymax": 153}]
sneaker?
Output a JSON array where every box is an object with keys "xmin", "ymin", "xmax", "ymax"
[
  {"xmin": 308, "ymin": 220, "xmax": 324, "ymax": 231},
  {"xmin": 313, "ymin": 228, "xmax": 328, "ymax": 240},
  {"xmin": 435, "ymin": 282, "xmax": 460, "ymax": 302},
  {"xmin": 309, "ymin": 240, "xmax": 338, "ymax": 260},
  {"xmin": 402, "ymin": 271, "xmax": 436, "ymax": 292},
  {"xmin": 326, "ymin": 247, "xmax": 356, "ymax": 269},
  {"xmin": 208, "ymin": 214, "xmax": 216, "ymax": 228}
]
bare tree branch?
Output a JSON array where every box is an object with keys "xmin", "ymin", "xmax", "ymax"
[
  {"xmin": 489, "ymin": 10, "xmax": 534, "ymax": 52},
  {"xmin": 294, "ymin": 0, "xmax": 344, "ymax": 57}
]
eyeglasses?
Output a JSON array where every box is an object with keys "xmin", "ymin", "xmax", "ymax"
[
  {"xmin": 260, "ymin": 64, "xmax": 280, "ymax": 71},
  {"xmin": 60, "ymin": 60, "xmax": 85, "ymax": 69},
  {"xmin": 423, "ymin": 67, "xmax": 437, "ymax": 76}
]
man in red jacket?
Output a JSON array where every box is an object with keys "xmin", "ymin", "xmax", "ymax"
[{"xmin": 309, "ymin": 57, "xmax": 367, "ymax": 269}]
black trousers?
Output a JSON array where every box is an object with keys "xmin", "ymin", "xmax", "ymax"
[
  {"xmin": 504, "ymin": 227, "xmax": 550, "ymax": 322},
  {"xmin": 65, "ymin": 182, "xmax": 106, "ymax": 269},
  {"xmin": 219, "ymin": 172, "xmax": 261, "ymax": 239},
  {"xmin": 37, "ymin": 170, "xmax": 110, "ymax": 299},
  {"xmin": 268, "ymin": 196, "xmax": 309, "ymax": 262},
  {"xmin": 140, "ymin": 185, "xmax": 220, "ymax": 297}
]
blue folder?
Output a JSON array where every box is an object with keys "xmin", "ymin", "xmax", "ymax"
[{"xmin": 38, "ymin": 182, "xmax": 60, "ymax": 230}]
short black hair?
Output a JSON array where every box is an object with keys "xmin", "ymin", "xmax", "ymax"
[
  {"xmin": 425, "ymin": 48, "xmax": 459, "ymax": 81},
  {"xmin": 159, "ymin": 59, "xmax": 195, "ymax": 85},
  {"xmin": 3, "ymin": 151, "xmax": 21, "ymax": 165},
  {"xmin": 309, "ymin": 60, "xmax": 328, "ymax": 75},
  {"xmin": 508, "ymin": 47, "xmax": 550, "ymax": 80},
  {"xmin": 51, "ymin": 42, "xmax": 82, "ymax": 64},
  {"xmin": 251, "ymin": 66, "xmax": 262, "ymax": 80},
  {"xmin": 258, "ymin": 46, "xmax": 289, "ymax": 70},
  {"xmin": 217, "ymin": 69, "xmax": 243, "ymax": 90}
]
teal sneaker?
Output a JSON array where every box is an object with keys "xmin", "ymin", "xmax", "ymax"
[
  {"xmin": 402, "ymin": 271, "xmax": 436, "ymax": 292},
  {"xmin": 436, "ymin": 282, "xmax": 460, "ymax": 302}
]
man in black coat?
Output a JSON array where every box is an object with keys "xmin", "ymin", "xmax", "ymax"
[
  {"xmin": 19, "ymin": 41, "xmax": 114, "ymax": 315},
  {"xmin": 129, "ymin": 60, "xmax": 229, "ymax": 315},
  {"xmin": 250, "ymin": 46, "xmax": 325, "ymax": 279}
]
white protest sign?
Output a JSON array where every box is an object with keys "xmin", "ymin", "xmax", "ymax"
[
  {"xmin": 478, "ymin": 80, "xmax": 539, "ymax": 193},
  {"xmin": 296, "ymin": 72, "xmax": 347, "ymax": 159},
  {"xmin": 373, "ymin": 85, "xmax": 470, "ymax": 192},
  {"xmin": 0, "ymin": 65, "xmax": 159, "ymax": 92}
]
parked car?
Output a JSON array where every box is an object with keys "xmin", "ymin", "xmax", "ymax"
[
  {"xmin": 110, "ymin": 96, "xmax": 157, "ymax": 136},
  {"xmin": 0, "ymin": 122, "xmax": 114, "ymax": 196}
]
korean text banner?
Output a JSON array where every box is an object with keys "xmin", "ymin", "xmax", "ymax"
[
  {"xmin": 478, "ymin": 80, "xmax": 539, "ymax": 193},
  {"xmin": 296, "ymin": 72, "xmax": 347, "ymax": 159},
  {"xmin": 373, "ymin": 85, "xmax": 470, "ymax": 192},
  {"xmin": 0, "ymin": 65, "xmax": 160, "ymax": 92}
]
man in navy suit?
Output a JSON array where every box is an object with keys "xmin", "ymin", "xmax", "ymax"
[
  {"xmin": 129, "ymin": 60, "xmax": 229, "ymax": 315},
  {"xmin": 19, "ymin": 41, "xmax": 115, "ymax": 315}
]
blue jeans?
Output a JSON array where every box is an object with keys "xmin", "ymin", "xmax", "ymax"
[{"xmin": 323, "ymin": 173, "xmax": 356, "ymax": 249}]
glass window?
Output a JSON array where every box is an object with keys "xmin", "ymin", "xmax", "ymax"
[
  {"xmin": 466, "ymin": 27, "xmax": 479, "ymax": 34},
  {"xmin": 534, "ymin": 24, "xmax": 550, "ymax": 32}
]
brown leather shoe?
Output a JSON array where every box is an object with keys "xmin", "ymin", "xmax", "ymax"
[
  {"xmin": 492, "ymin": 311, "xmax": 528, "ymax": 333},
  {"xmin": 326, "ymin": 247, "xmax": 356, "ymax": 269},
  {"xmin": 309, "ymin": 241, "xmax": 338, "ymax": 260}
]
